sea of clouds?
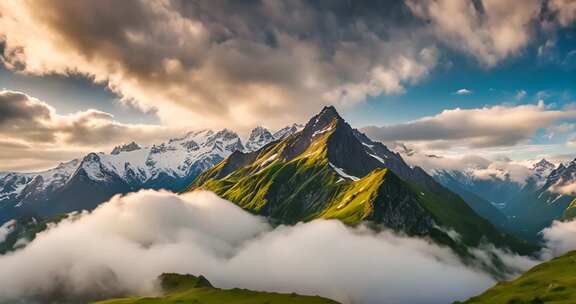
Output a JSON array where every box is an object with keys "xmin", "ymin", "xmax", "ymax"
[{"xmin": 0, "ymin": 190, "xmax": 573, "ymax": 304}]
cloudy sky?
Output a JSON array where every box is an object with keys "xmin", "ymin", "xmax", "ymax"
[{"xmin": 0, "ymin": 0, "xmax": 575, "ymax": 171}]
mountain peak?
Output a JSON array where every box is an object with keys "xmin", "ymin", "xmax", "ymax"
[
  {"xmin": 303, "ymin": 106, "xmax": 344, "ymax": 135},
  {"xmin": 317, "ymin": 105, "xmax": 341, "ymax": 120},
  {"xmin": 111, "ymin": 142, "xmax": 141, "ymax": 155},
  {"xmin": 245, "ymin": 126, "xmax": 274, "ymax": 152},
  {"xmin": 533, "ymin": 159, "xmax": 554, "ymax": 168},
  {"xmin": 249, "ymin": 126, "xmax": 271, "ymax": 137}
]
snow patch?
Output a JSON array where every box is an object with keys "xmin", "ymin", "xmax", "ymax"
[{"xmin": 329, "ymin": 163, "xmax": 359, "ymax": 181}]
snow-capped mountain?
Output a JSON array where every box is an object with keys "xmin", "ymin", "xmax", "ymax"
[
  {"xmin": 273, "ymin": 123, "xmax": 304, "ymax": 140},
  {"xmin": 431, "ymin": 159, "xmax": 558, "ymax": 210},
  {"xmin": 503, "ymin": 159, "xmax": 576, "ymax": 240},
  {"xmin": 243, "ymin": 124, "xmax": 304, "ymax": 152},
  {"xmin": 432, "ymin": 168, "xmax": 524, "ymax": 210},
  {"xmin": 0, "ymin": 159, "xmax": 80, "ymax": 206},
  {"xmin": 244, "ymin": 127, "xmax": 275, "ymax": 152},
  {"xmin": 0, "ymin": 124, "xmax": 302, "ymax": 225},
  {"xmin": 523, "ymin": 159, "xmax": 556, "ymax": 191},
  {"xmin": 542, "ymin": 159, "xmax": 576, "ymax": 195},
  {"xmin": 110, "ymin": 141, "xmax": 141, "ymax": 155},
  {"xmin": 0, "ymin": 128, "xmax": 244, "ymax": 223}
]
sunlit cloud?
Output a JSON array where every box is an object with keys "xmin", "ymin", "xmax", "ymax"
[
  {"xmin": 362, "ymin": 101, "xmax": 576, "ymax": 151},
  {"xmin": 0, "ymin": 90, "xmax": 181, "ymax": 171}
]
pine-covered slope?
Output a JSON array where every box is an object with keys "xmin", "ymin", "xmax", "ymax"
[
  {"xmin": 94, "ymin": 273, "xmax": 338, "ymax": 304},
  {"xmin": 462, "ymin": 251, "xmax": 576, "ymax": 304},
  {"xmin": 188, "ymin": 106, "xmax": 536, "ymax": 255}
]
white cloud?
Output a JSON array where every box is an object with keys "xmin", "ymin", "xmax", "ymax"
[
  {"xmin": 546, "ymin": 123, "xmax": 576, "ymax": 139},
  {"xmin": 402, "ymin": 152, "xmax": 534, "ymax": 184},
  {"xmin": 455, "ymin": 88, "xmax": 472, "ymax": 95},
  {"xmin": 0, "ymin": 190, "xmax": 512, "ymax": 304},
  {"xmin": 549, "ymin": 181, "xmax": 576, "ymax": 196},
  {"xmin": 568, "ymin": 136, "xmax": 576, "ymax": 147},
  {"xmin": 515, "ymin": 90, "xmax": 527, "ymax": 100},
  {"xmin": 0, "ymin": 220, "xmax": 16, "ymax": 244},
  {"xmin": 542, "ymin": 219, "xmax": 576, "ymax": 257},
  {"xmin": 362, "ymin": 102, "xmax": 576, "ymax": 150},
  {"xmin": 407, "ymin": 0, "xmax": 542, "ymax": 66}
]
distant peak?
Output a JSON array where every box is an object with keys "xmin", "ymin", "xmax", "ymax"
[
  {"xmin": 249, "ymin": 126, "xmax": 271, "ymax": 135},
  {"xmin": 111, "ymin": 141, "xmax": 141, "ymax": 155},
  {"xmin": 533, "ymin": 159, "xmax": 554, "ymax": 169}
]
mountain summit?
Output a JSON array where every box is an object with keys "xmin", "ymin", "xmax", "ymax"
[{"xmin": 188, "ymin": 106, "xmax": 536, "ymax": 258}]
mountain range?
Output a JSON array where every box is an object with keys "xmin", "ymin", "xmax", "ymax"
[
  {"xmin": 1, "ymin": 105, "xmax": 574, "ymax": 250},
  {"xmin": 432, "ymin": 158, "xmax": 576, "ymax": 241},
  {"xmin": 0, "ymin": 107, "xmax": 576, "ymax": 252},
  {"xmin": 0, "ymin": 124, "xmax": 302, "ymax": 225},
  {"xmin": 2, "ymin": 105, "xmax": 576, "ymax": 302}
]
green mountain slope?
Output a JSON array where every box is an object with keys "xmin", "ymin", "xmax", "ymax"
[
  {"xmin": 0, "ymin": 214, "xmax": 69, "ymax": 254},
  {"xmin": 461, "ymin": 251, "xmax": 576, "ymax": 304},
  {"xmin": 187, "ymin": 106, "xmax": 536, "ymax": 257},
  {"xmin": 94, "ymin": 273, "xmax": 339, "ymax": 304},
  {"xmin": 562, "ymin": 199, "xmax": 576, "ymax": 220}
]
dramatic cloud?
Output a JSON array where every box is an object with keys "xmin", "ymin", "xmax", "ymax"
[
  {"xmin": 362, "ymin": 102, "xmax": 576, "ymax": 150},
  {"xmin": 0, "ymin": 90, "xmax": 180, "ymax": 171},
  {"xmin": 407, "ymin": 0, "xmax": 541, "ymax": 66},
  {"xmin": 0, "ymin": 0, "xmax": 439, "ymax": 131},
  {"xmin": 0, "ymin": 190, "xmax": 507, "ymax": 304},
  {"xmin": 0, "ymin": 1, "xmax": 573, "ymax": 130},
  {"xmin": 548, "ymin": 0, "xmax": 576, "ymax": 27},
  {"xmin": 454, "ymin": 88, "xmax": 473, "ymax": 95}
]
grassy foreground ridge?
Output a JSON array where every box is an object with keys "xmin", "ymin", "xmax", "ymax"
[
  {"xmin": 94, "ymin": 273, "xmax": 339, "ymax": 304},
  {"xmin": 461, "ymin": 251, "xmax": 576, "ymax": 304}
]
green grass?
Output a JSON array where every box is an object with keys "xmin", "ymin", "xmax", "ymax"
[
  {"xmin": 461, "ymin": 251, "xmax": 576, "ymax": 304},
  {"xmin": 562, "ymin": 199, "xmax": 576, "ymax": 220},
  {"xmin": 318, "ymin": 169, "xmax": 387, "ymax": 224},
  {"xmin": 94, "ymin": 273, "xmax": 339, "ymax": 304},
  {"xmin": 95, "ymin": 288, "xmax": 338, "ymax": 304}
]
